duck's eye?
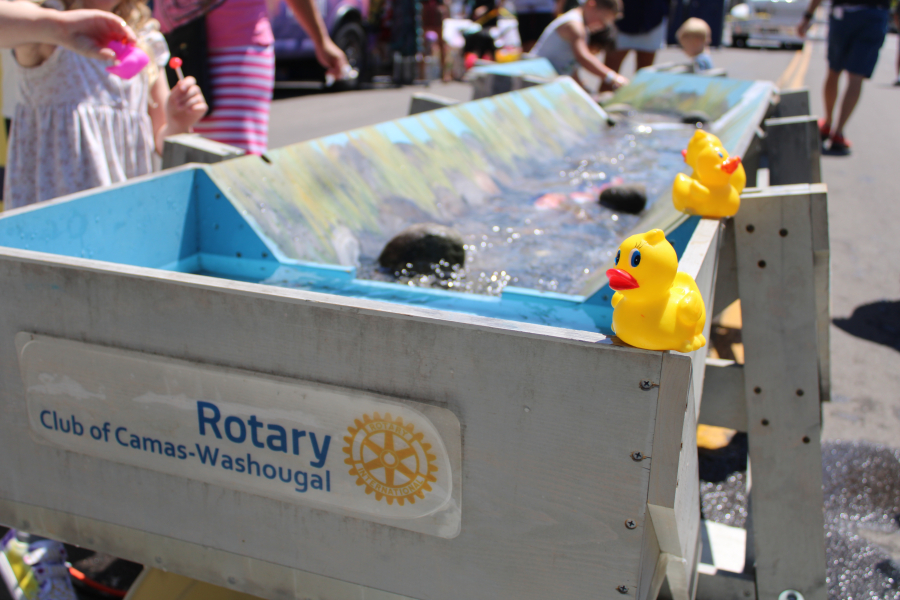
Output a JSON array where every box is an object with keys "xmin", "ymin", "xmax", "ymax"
[
  {"xmin": 615, "ymin": 250, "xmax": 620, "ymax": 265},
  {"xmin": 630, "ymin": 249, "xmax": 641, "ymax": 268},
  {"xmin": 718, "ymin": 152, "xmax": 724, "ymax": 158}
]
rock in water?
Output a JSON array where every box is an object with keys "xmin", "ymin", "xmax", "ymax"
[
  {"xmin": 599, "ymin": 184, "xmax": 647, "ymax": 214},
  {"xmin": 681, "ymin": 110, "xmax": 711, "ymax": 125},
  {"xmin": 379, "ymin": 223, "xmax": 466, "ymax": 275}
]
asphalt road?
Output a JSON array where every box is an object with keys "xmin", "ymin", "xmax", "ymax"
[{"xmin": 269, "ymin": 37, "xmax": 900, "ymax": 450}]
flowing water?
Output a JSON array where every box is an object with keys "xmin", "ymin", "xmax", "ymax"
[{"xmin": 348, "ymin": 114, "xmax": 697, "ymax": 297}]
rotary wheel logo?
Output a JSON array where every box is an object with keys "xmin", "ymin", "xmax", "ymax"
[{"xmin": 343, "ymin": 412, "xmax": 438, "ymax": 506}]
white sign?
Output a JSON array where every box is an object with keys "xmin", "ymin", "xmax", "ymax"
[{"xmin": 16, "ymin": 333, "xmax": 462, "ymax": 539}]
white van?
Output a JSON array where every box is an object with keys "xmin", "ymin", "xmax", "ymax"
[{"xmin": 730, "ymin": 0, "xmax": 808, "ymax": 49}]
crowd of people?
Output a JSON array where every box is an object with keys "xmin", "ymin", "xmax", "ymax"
[{"xmin": 5, "ymin": 0, "xmax": 889, "ymax": 214}]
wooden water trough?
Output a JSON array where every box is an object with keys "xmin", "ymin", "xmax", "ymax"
[{"xmin": 0, "ymin": 75, "xmax": 828, "ymax": 600}]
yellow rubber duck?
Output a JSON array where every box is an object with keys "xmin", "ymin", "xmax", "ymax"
[
  {"xmin": 606, "ymin": 229, "xmax": 707, "ymax": 353},
  {"xmin": 673, "ymin": 131, "xmax": 744, "ymax": 218},
  {"xmin": 683, "ymin": 130, "xmax": 747, "ymax": 191}
]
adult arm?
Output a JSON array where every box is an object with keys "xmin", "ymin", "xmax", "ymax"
[
  {"xmin": 797, "ymin": 0, "xmax": 823, "ymax": 36},
  {"xmin": 2, "ymin": 1, "xmax": 135, "ymax": 63},
  {"xmin": 558, "ymin": 19, "xmax": 627, "ymax": 88},
  {"xmin": 283, "ymin": 0, "xmax": 349, "ymax": 77}
]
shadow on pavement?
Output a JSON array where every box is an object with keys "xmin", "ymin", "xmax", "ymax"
[{"xmin": 833, "ymin": 300, "xmax": 900, "ymax": 352}]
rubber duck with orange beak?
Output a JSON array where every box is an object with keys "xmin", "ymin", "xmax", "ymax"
[
  {"xmin": 606, "ymin": 229, "xmax": 707, "ymax": 353},
  {"xmin": 673, "ymin": 133, "xmax": 744, "ymax": 218}
]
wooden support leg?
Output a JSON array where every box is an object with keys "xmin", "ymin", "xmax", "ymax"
[
  {"xmin": 775, "ymin": 89, "xmax": 811, "ymax": 118},
  {"xmin": 161, "ymin": 134, "xmax": 245, "ymax": 170},
  {"xmin": 763, "ymin": 117, "xmax": 822, "ymax": 186},
  {"xmin": 732, "ymin": 184, "xmax": 829, "ymax": 600},
  {"xmin": 408, "ymin": 92, "xmax": 460, "ymax": 115},
  {"xmin": 648, "ymin": 354, "xmax": 700, "ymax": 600}
]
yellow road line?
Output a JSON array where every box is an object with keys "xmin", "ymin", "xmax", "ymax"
[
  {"xmin": 788, "ymin": 40, "xmax": 813, "ymax": 89},
  {"xmin": 776, "ymin": 47, "xmax": 803, "ymax": 89}
]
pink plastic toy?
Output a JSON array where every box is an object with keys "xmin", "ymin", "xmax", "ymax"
[{"xmin": 105, "ymin": 40, "xmax": 149, "ymax": 80}]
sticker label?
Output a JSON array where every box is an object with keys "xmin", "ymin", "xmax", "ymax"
[{"xmin": 16, "ymin": 333, "xmax": 461, "ymax": 538}]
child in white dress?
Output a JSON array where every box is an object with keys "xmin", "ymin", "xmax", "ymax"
[{"xmin": 5, "ymin": 0, "xmax": 207, "ymax": 209}]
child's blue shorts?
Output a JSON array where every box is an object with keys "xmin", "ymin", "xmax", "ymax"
[{"xmin": 827, "ymin": 7, "xmax": 890, "ymax": 78}]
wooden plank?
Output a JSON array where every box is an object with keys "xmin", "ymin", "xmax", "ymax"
[
  {"xmin": 638, "ymin": 507, "xmax": 663, "ymax": 600},
  {"xmin": 775, "ymin": 89, "xmax": 810, "ymax": 118},
  {"xmin": 162, "ymin": 134, "xmax": 245, "ymax": 170},
  {"xmin": 711, "ymin": 219, "xmax": 738, "ymax": 319},
  {"xmin": 648, "ymin": 353, "xmax": 699, "ymax": 600},
  {"xmin": 648, "ymin": 353, "xmax": 693, "ymax": 511},
  {"xmin": 698, "ymin": 359, "xmax": 747, "ymax": 431},
  {"xmin": 0, "ymin": 499, "xmax": 414, "ymax": 600},
  {"xmin": 695, "ymin": 571, "xmax": 756, "ymax": 600},
  {"xmin": 764, "ymin": 116, "xmax": 821, "ymax": 186},
  {"xmin": 676, "ymin": 218, "xmax": 721, "ymax": 414},
  {"xmin": 809, "ymin": 187, "xmax": 831, "ymax": 402},
  {"xmin": 740, "ymin": 133, "xmax": 764, "ymax": 189},
  {"xmin": 732, "ymin": 186, "xmax": 828, "ymax": 600},
  {"xmin": 408, "ymin": 93, "xmax": 460, "ymax": 115},
  {"xmin": 0, "ymin": 248, "xmax": 666, "ymax": 600}
]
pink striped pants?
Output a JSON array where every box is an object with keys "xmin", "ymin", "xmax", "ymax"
[{"xmin": 193, "ymin": 45, "xmax": 275, "ymax": 155}]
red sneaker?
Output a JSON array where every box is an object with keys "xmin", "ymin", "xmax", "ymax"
[
  {"xmin": 818, "ymin": 119, "xmax": 831, "ymax": 141},
  {"xmin": 829, "ymin": 133, "xmax": 852, "ymax": 154}
]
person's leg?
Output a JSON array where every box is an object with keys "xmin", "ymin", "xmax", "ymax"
[
  {"xmin": 822, "ymin": 12, "xmax": 849, "ymax": 135},
  {"xmin": 822, "ymin": 68, "xmax": 841, "ymax": 130},
  {"xmin": 635, "ymin": 50, "xmax": 656, "ymax": 70},
  {"xmin": 832, "ymin": 7, "xmax": 889, "ymax": 138},
  {"xmin": 894, "ymin": 13, "xmax": 900, "ymax": 81},
  {"xmin": 518, "ymin": 13, "xmax": 537, "ymax": 53},
  {"xmin": 833, "ymin": 72, "xmax": 863, "ymax": 137}
]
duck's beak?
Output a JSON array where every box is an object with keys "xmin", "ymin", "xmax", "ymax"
[
  {"xmin": 681, "ymin": 149, "xmax": 687, "ymax": 160},
  {"xmin": 721, "ymin": 156, "xmax": 742, "ymax": 174},
  {"xmin": 607, "ymin": 268, "xmax": 640, "ymax": 290}
]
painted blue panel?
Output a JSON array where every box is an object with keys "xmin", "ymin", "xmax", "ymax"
[
  {"xmin": 194, "ymin": 170, "xmax": 279, "ymax": 265},
  {"xmin": 468, "ymin": 58, "xmax": 558, "ymax": 79},
  {"xmin": 0, "ymin": 169, "xmax": 199, "ymax": 268}
]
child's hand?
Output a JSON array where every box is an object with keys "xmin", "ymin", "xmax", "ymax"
[
  {"xmin": 165, "ymin": 76, "xmax": 208, "ymax": 133},
  {"xmin": 610, "ymin": 73, "xmax": 628, "ymax": 89},
  {"xmin": 57, "ymin": 9, "xmax": 137, "ymax": 61}
]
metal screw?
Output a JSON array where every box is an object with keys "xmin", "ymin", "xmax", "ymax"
[
  {"xmin": 625, "ymin": 519, "xmax": 637, "ymax": 529},
  {"xmin": 639, "ymin": 380, "xmax": 654, "ymax": 390},
  {"xmin": 631, "ymin": 451, "xmax": 644, "ymax": 461},
  {"xmin": 778, "ymin": 591, "xmax": 805, "ymax": 600},
  {"xmin": 617, "ymin": 585, "xmax": 629, "ymax": 594}
]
